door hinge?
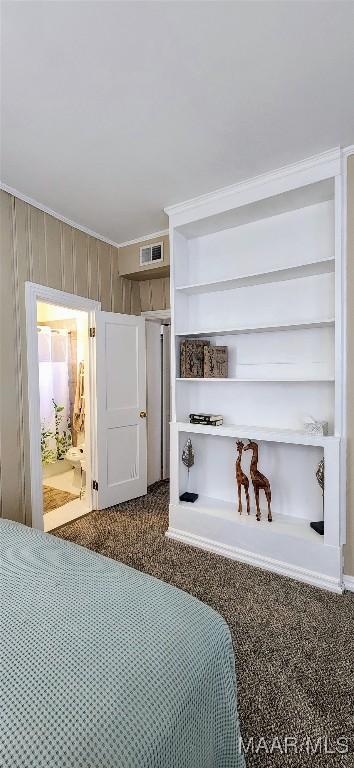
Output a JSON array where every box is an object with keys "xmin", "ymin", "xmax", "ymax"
[
  {"xmin": 89, "ymin": 327, "xmax": 96, "ymax": 338},
  {"xmin": 92, "ymin": 480, "xmax": 98, "ymax": 491}
]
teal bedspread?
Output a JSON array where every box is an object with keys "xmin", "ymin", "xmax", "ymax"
[{"xmin": 0, "ymin": 519, "xmax": 245, "ymax": 768}]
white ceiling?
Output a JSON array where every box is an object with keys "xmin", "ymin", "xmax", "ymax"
[{"xmin": 1, "ymin": 1, "xmax": 354, "ymax": 244}]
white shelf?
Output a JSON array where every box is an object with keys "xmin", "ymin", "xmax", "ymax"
[
  {"xmin": 176, "ymin": 376, "xmax": 334, "ymax": 383},
  {"xmin": 176, "ymin": 318, "xmax": 335, "ymax": 338},
  {"xmin": 176, "ymin": 258, "xmax": 334, "ymax": 295},
  {"xmin": 176, "ymin": 420, "xmax": 336, "ymax": 447},
  {"xmin": 177, "ymin": 495, "xmax": 322, "ymax": 544}
]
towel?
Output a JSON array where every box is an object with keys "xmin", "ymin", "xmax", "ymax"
[{"xmin": 73, "ymin": 361, "xmax": 85, "ymax": 433}]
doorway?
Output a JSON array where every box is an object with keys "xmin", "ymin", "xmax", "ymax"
[
  {"xmin": 26, "ymin": 282, "xmax": 148, "ymax": 531},
  {"xmin": 37, "ymin": 301, "xmax": 90, "ymax": 529},
  {"xmin": 143, "ymin": 310, "xmax": 171, "ymax": 486},
  {"xmin": 26, "ymin": 283, "xmax": 99, "ymax": 531}
]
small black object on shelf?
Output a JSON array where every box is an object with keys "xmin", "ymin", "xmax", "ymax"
[
  {"xmin": 180, "ymin": 492, "xmax": 199, "ymax": 503},
  {"xmin": 310, "ymin": 521, "xmax": 324, "ymax": 536}
]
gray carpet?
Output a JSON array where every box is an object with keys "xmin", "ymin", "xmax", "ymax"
[{"xmin": 54, "ymin": 481, "xmax": 354, "ymax": 767}]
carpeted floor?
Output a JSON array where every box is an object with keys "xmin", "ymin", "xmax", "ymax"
[
  {"xmin": 43, "ymin": 485, "xmax": 78, "ymax": 514},
  {"xmin": 54, "ymin": 481, "xmax": 354, "ymax": 767}
]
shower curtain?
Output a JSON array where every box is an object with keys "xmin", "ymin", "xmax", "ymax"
[{"xmin": 38, "ymin": 327, "xmax": 72, "ymax": 463}]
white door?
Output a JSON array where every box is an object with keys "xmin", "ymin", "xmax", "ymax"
[{"xmin": 93, "ymin": 311, "xmax": 147, "ymax": 509}]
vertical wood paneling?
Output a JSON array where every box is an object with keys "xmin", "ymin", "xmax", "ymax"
[
  {"xmin": 45, "ymin": 214, "xmax": 62, "ymax": 290},
  {"xmin": 88, "ymin": 237, "xmax": 99, "ymax": 301},
  {"xmin": 130, "ymin": 281, "xmax": 141, "ymax": 315},
  {"xmin": 109, "ymin": 246, "xmax": 114, "ymax": 311},
  {"xmin": 29, "ymin": 206, "xmax": 47, "ymax": 284},
  {"xmin": 13, "ymin": 199, "xmax": 32, "ymax": 525},
  {"xmin": 0, "ymin": 193, "xmax": 23, "ymax": 521},
  {"xmin": 0, "ymin": 190, "xmax": 136, "ymax": 526},
  {"xmin": 122, "ymin": 277, "xmax": 132, "ymax": 314},
  {"xmin": 163, "ymin": 277, "xmax": 170, "ymax": 309},
  {"xmin": 73, "ymin": 230, "xmax": 89, "ymax": 297},
  {"xmin": 150, "ymin": 278, "xmax": 167, "ymax": 310},
  {"xmin": 97, "ymin": 241, "xmax": 112, "ymax": 310},
  {"xmin": 112, "ymin": 271, "xmax": 124, "ymax": 313},
  {"xmin": 61, "ymin": 223, "xmax": 74, "ymax": 294},
  {"xmin": 138, "ymin": 281, "xmax": 152, "ymax": 312},
  {"xmin": 137, "ymin": 276, "xmax": 170, "ymax": 313}
]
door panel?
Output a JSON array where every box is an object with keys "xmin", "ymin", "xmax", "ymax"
[
  {"xmin": 94, "ymin": 311, "xmax": 146, "ymax": 509},
  {"xmin": 107, "ymin": 425, "xmax": 139, "ymax": 484},
  {"xmin": 106, "ymin": 323, "xmax": 138, "ymax": 411}
]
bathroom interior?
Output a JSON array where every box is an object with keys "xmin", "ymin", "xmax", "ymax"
[{"xmin": 37, "ymin": 302, "xmax": 88, "ymax": 518}]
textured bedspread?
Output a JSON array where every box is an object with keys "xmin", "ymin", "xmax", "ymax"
[{"xmin": 0, "ymin": 519, "xmax": 245, "ymax": 768}]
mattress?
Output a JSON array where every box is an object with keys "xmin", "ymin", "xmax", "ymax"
[{"xmin": 0, "ymin": 519, "xmax": 245, "ymax": 767}]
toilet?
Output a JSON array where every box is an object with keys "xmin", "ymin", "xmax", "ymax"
[{"xmin": 65, "ymin": 445, "xmax": 85, "ymax": 489}]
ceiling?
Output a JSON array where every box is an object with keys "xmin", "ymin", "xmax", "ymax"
[{"xmin": 1, "ymin": 1, "xmax": 354, "ymax": 245}]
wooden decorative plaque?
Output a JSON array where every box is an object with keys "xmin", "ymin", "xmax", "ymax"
[
  {"xmin": 204, "ymin": 345, "xmax": 228, "ymax": 378},
  {"xmin": 180, "ymin": 339, "xmax": 210, "ymax": 378}
]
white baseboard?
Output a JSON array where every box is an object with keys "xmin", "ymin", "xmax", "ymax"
[
  {"xmin": 343, "ymin": 575, "xmax": 354, "ymax": 593},
  {"xmin": 166, "ymin": 527, "xmax": 343, "ymax": 594}
]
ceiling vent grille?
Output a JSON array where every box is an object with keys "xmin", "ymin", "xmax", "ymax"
[{"xmin": 140, "ymin": 242, "xmax": 163, "ymax": 266}]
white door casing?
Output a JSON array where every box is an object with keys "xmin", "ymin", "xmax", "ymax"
[
  {"xmin": 146, "ymin": 320, "xmax": 162, "ymax": 486},
  {"xmin": 162, "ymin": 324, "xmax": 171, "ymax": 480},
  {"xmin": 25, "ymin": 282, "xmax": 100, "ymax": 531},
  {"xmin": 94, "ymin": 311, "xmax": 147, "ymax": 508}
]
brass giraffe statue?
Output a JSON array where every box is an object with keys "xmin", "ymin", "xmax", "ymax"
[
  {"xmin": 244, "ymin": 441, "xmax": 272, "ymax": 522},
  {"xmin": 235, "ymin": 441, "xmax": 250, "ymax": 515}
]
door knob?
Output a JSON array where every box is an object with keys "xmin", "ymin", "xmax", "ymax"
[{"xmin": 140, "ymin": 411, "xmax": 147, "ymax": 418}]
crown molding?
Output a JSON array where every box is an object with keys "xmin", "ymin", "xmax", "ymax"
[
  {"xmin": 0, "ymin": 181, "xmax": 122, "ymax": 248},
  {"xmin": 164, "ymin": 147, "xmax": 342, "ymax": 222},
  {"xmin": 117, "ymin": 229, "xmax": 169, "ymax": 248},
  {"xmin": 0, "ymin": 181, "xmax": 169, "ymax": 249}
]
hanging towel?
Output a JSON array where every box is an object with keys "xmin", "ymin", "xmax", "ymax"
[{"xmin": 73, "ymin": 361, "xmax": 85, "ymax": 433}]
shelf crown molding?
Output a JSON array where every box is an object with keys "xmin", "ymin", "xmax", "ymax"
[
  {"xmin": 165, "ymin": 147, "xmax": 342, "ymax": 227},
  {"xmin": 117, "ymin": 229, "xmax": 169, "ymax": 248},
  {"xmin": 342, "ymin": 145, "xmax": 354, "ymax": 158}
]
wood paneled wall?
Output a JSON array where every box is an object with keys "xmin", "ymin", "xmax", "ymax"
[
  {"xmin": 0, "ymin": 190, "xmax": 139, "ymax": 525},
  {"xmin": 138, "ymin": 276, "xmax": 170, "ymax": 312}
]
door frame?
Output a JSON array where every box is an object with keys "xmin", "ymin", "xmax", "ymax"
[
  {"xmin": 142, "ymin": 309, "xmax": 171, "ymax": 482},
  {"xmin": 25, "ymin": 282, "xmax": 100, "ymax": 530}
]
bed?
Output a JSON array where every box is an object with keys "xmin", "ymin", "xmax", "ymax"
[{"xmin": 0, "ymin": 519, "xmax": 245, "ymax": 768}]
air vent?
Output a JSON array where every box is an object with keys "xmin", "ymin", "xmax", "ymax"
[{"xmin": 140, "ymin": 242, "xmax": 163, "ymax": 266}]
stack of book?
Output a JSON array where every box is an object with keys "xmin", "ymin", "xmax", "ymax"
[{"xmin": 189, "ymin": 413, "xmax": 223, "ymax": 426}]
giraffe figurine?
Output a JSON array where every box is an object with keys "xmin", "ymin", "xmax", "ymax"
[
  {"xmin": 235, "ymin": 441, "xmax": 250, "ymax": 515},
  {"xmin": 244, "ymin": 441, "xmax": 272, "ymax": 522}
]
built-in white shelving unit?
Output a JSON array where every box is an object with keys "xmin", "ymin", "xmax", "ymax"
[
  {"xmin": 176, "ymin": 257, "xmax": 335, "ymax": 295},
  {"xmin": 176, "ymin": 377, "xmax": 335, "ymax": 383},
  {"xmin": 177, "ymin": 319, "xmax": 334, "ymax": 337},
  {"xmin": 165, "ymin": 149, "xmax": 346, "ymax": 592}
]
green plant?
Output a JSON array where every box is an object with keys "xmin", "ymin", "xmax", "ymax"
[
  {"xmin": 40, "ymin": 401, "xmax": 72, "ymax": 465},
  {"xmin": 40, "ymin": 423, "xmax": 56, "ymax": 465},
  {"xmin": 52, "ymin": 399, "xmax": 72, "ymax": 460}
]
